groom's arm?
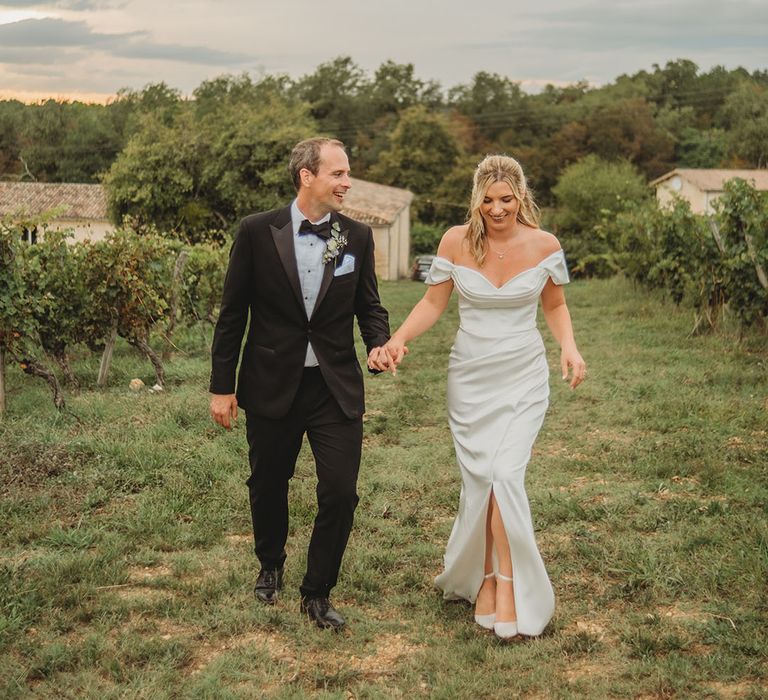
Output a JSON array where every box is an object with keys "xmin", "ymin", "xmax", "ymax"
[
  {"xmin": 209, "ymin": 219, "xmax": 253, "ymax": 395},
  {"xmin": 354, "ymin": 228, "xmax": 390, "ymax": 373}
]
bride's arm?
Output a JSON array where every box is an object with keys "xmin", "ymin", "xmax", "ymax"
[
  {"xmin": 541, "ymin": 280, "xmax": 586, "ymax": 389},
  {"xmin": 380, "ymin": 229, "xmax": 464, "ymax": 372},
  {"xmin": 385, "ymin": 280, "xmax": 454, "ymax": 366}
]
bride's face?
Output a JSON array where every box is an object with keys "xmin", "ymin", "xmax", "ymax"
[{"xmin": 480, "ymin": 181, "xmax": 520, "ymax": 231}]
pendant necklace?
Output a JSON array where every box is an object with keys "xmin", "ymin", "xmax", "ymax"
[{"xmin": 488, "ymin": 240, "xmax": 515, "ymax": 259}]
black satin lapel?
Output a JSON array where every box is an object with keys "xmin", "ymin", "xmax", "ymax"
[
  {"xmin": 313, "ymin": 227, "xmax": 349, "ymax": 316},
  {"xmin": 270, "ymin": 221, "xmax": 305, "ymax": 314}
]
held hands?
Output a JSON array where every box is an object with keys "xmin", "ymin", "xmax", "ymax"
[
  {"xmin": 210, "ymin": 393, "xmax": 238, "ymax": 430},
  {"xmin": 561, "ymin": 346, "xmax": 586, "ymax": 389},
  {"xmin": 383, "ymin": 338, "xmax": 408, "ymax": 375},
  {"xmin": 367, "ymin": 339, "xmax": 409, "ymax": 375}
]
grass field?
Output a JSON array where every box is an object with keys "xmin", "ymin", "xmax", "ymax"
[{"xmin": 1, "ymin": 276, "xmax": 767, "ymax": 699}]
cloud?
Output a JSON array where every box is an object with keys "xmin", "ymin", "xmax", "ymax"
[
  {"xmin": 0, "ymin": 17, "xmax": 254, "ymax": 65},
  {"xmin": 0, "ymin": 1, "xmax": 126, "ymax": 8},
  {"xmin": 456, "ymin": 0, "xmax": 767, "ymax": 57}
]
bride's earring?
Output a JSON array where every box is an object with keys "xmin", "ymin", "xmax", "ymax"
[{"xmin": 474, "ymin": 572, "xmax": 496, "ymax": 630}]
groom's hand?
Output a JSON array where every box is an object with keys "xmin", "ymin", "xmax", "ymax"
[
  {"xmin": 367, "ymin": 347, "xmax": 391, "ymax": 373},
  {"xmin": 210, "ymin": 393, "xmax": 238, "ymax": 430}
]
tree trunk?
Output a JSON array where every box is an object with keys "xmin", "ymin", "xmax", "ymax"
[
  {"xmin": 97, "ymin": 320, "xmax": 118, "ymax": 387},
  {"xmin": 0, "ymin": 345, "xmax": 6, "ymax": 416},
  {"xmin": 18, "ymin": 355, "xmax": 65, "ymax": 411},
  {"xmin": 54, "ymin": 352, "xmax": 79, "ymax": 388},
  {"xmin": 129, "ymin": 334, "xmax": 165, "ymax": 388},
  {"xmin": 743, "ymin": 231, "xmax": 768, "ymax": 290},
  {"xmin": 163, "ymin": 249, "xmax": 189, "ymax": 360}
]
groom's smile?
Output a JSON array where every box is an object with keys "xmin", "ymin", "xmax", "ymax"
[{"xmin": 299, "ymin": 143, "xmax": 352, "ymax": 218}]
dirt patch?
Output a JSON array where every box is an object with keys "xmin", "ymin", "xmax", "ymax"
[
  {"xmin": 224, "ymin": 534, "xmax": 252, "ymax": 545},
  {"xmin": 656, "ymin": 603, "xmax": 710, "ymax": 625},
  {"xmin": 572, "ymin": 619, "xmax": 608, "ymax": 641},
  {"xmin": 0, "ymin": 443, "xmax": 96, "ymax": 493},
  {"xmin": 189, "ymin": 629, "xmax": 423, "ymax": 682},
  {"xmin": 564, "ymin": 658, "xmax": 609, "ymax": 683},
  {"xmin": 112, "ymin": 586, "xmax": 176, "ymax": 602},
  {"xmin": 127, "ymin": 563, "xmax": 174, "ymax": 581},
  {"xmin": 347, "ymin": 633, "xmax": 421, "ymax": 677},
  {"xmin": 189, "ymin": 630, "xmax": 276, "ymax": 674},
  {"xmin": 706, "ymin": 681, "xmax": 760, "ymax": 699}
]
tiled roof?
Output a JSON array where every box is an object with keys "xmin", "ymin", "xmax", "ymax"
[
  {"xmin": 650, "ymin": 169, "xmax": 768, "ymax": 191},
  {"xmin": 0, "ymin": 182, "xmax": 108, "ymax": 220},
  {"xmin": 341, "ymin": 178, "xmax": 413, "ymax": 225}
]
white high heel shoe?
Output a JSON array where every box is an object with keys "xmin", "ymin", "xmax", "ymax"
[
  {"xmin": 474, "ymin": 572, "xmax": 496, "ymax": 630},
  {"xmin": 493, "ymin": 573, "xmax": 518, "ymax": 639}
]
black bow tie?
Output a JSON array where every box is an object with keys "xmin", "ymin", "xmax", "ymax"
[{"xmin": 298, "ymin": 219, "xmax": 331, "ymax": 239}]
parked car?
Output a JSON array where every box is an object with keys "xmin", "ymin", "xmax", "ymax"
[{"xmin": 410, "ymin": 255, "xmax": 435, "ymax": 281}]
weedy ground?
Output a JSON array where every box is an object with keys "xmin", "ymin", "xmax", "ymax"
[{"xmin": 1, "ymin": 276, "xmax": 766, "ymax": 699}]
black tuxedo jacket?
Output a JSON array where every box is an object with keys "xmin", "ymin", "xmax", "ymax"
[{"xmin": 209, "ymin": 206, "xmax": 390, "ymax": 420}]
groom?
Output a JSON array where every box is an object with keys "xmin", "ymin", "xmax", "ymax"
[{"xmin": 209, "ymin": 137, "xmax": 391, "ymax": 630}]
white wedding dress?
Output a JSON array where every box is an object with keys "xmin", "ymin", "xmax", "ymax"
[{"xmin": 427, "ymin": 249, "xmax": 569, "ymax": 637}]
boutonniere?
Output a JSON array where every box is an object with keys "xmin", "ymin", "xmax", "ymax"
[{"xmin": 322, "ymin": 221, "xmax": 348, "ymax": 265}]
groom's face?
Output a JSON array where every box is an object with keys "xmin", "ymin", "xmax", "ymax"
[{"xmin": 302, "ymin": 144, "xmax": 352, "ymax": 214}]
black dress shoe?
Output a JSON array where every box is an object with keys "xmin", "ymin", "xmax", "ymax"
[
  {"xmin": 254, "ymin": 568, "xmax": 283, "ymax": 605},
  {"xmin": 300, "ymin": 596, "xmax": 346, "ymax": 630}
]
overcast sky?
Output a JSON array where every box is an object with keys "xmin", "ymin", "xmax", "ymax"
[{"xmin": 0, "ymin": 0, "xmax": 765, "ymax": 102}]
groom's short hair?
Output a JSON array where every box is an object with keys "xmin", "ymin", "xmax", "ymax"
[{"xmin": 290, "ymin": 137, "xmax": 346, "ymax": 190}]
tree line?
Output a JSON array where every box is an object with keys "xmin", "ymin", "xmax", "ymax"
[{"xmin": 1, "ymin": 57, "xmax": 767, "ymax": 244}]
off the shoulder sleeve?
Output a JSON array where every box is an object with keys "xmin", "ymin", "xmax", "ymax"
[
  {"xmin": 542, "ymin": 250, "xmax": 570, "ymax": 285},
  {"xmin": 424, "ymin": 256, "xmax": 454, "ymax": 285}
]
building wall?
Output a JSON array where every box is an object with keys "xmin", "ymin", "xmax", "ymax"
[
  {"xmin": 397, "ymin": 207, "xmax": 411, "ymax": 278},
  {"xmin": 45, "ymin": 219, "xmax": 114, "ymax": 243},
  {"xmin": 656, "ymin": 178, "xmax": 716, "ymax": 214},
  {"xmin": 372, "ymin": 225, "xmax": 391, "ymax": 280},
  {"xmin": 369, "ymin": 209, "xmax": 412, "ymax": 281}
]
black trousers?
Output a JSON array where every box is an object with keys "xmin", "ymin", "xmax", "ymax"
[{"xmin": 245, "ymin": 367, "xmax": 363, "ymax": 599}]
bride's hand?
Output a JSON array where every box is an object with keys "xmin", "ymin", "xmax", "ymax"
[
  {"xmin": 367, "ymin": 347, "xmax": 391, "ymax": 372},
  {"xmin": 384, "ymin": 338, "xmax": 409, "ymax": 375},
  {"xmin": 561, "ymin": 346, "xmax": 586, "ymax": 389}
]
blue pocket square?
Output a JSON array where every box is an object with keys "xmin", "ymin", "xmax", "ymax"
[{"xmin": 334, "ymin": 254, "xmax": 355, "ymax": 277}]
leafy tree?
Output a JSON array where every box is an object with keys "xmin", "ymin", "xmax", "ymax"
[
  {"xmin": 553, "ymin": 155, "xmax": 650, "ymax": 275},
  {"xmin": 449, "ymin": 72, "xmax": 530, "ymax": 150},
  {"xmin": 0, "ymin": 100, "xmax": 24, "ymax": 179},
  {"xmin": 367, "ymin": 60, "xmax": 443, "ymax": 115},
  {"xmin": 713, "ymin": 178, "xmax": 768, "ymax": 327},
  {"xmin": 369, "ymin": 105, "xmax": 461, "ymax": 222},
  {"xmin": 23, "ymin": 229, "xmax": 89, "ymax": 384},
  {"xmin": 291, "ymin": 56, "xmax": 368, "ymax": 147},
  {"xmin": 583, "ymin": 97, "xmax": 675, "ymax": 178},
  {"xmin": 721, "ymin": 82, "xmax": 768, "ymax": 167},
  {"xmin": 676, "ymin": 127, "xmax": 727, "ymax": 167},
  {"xmin": 103, "ymin": 111, "xmax": 203, "ymax": 235},
  {"xmin": 104, "ymin": 93, "xmax": 315, "ymax": 239},
  {"xmin": 193, "ymin": 73, "xmax": 293, "ymax": 117},
  {"xmin": 0, "ymin": 222, "xmax": 66, "ymax": 409},
  {"xmin": 18, "ymin": 100, "xmax": 69, "ymax": 182}
]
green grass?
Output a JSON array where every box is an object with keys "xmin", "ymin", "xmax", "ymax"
[{"xmin": 1, "ymin": 276, "xmax": 767, "ymax": 699}]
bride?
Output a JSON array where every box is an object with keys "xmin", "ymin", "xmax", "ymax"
[{"xmin": 380, "ymin": 155, "xmax": 585, "ymax": 639}]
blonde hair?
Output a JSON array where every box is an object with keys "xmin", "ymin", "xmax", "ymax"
[{"xmin": 466, "ymin": 154, "xmax": 540, "ymax": 265}]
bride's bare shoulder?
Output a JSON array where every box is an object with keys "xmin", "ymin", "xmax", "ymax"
[
  {"xmin": 529, "ymin": 228, "xmax": 562, "ymax": 256},
  {"xmin": 437, "ymin": 224, "xmax": 470, "ymax": 261}
]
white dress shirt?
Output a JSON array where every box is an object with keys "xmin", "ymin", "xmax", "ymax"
[{"xmin": 291, "ymin": 200, "xmax": 329, "ymax": 367}]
